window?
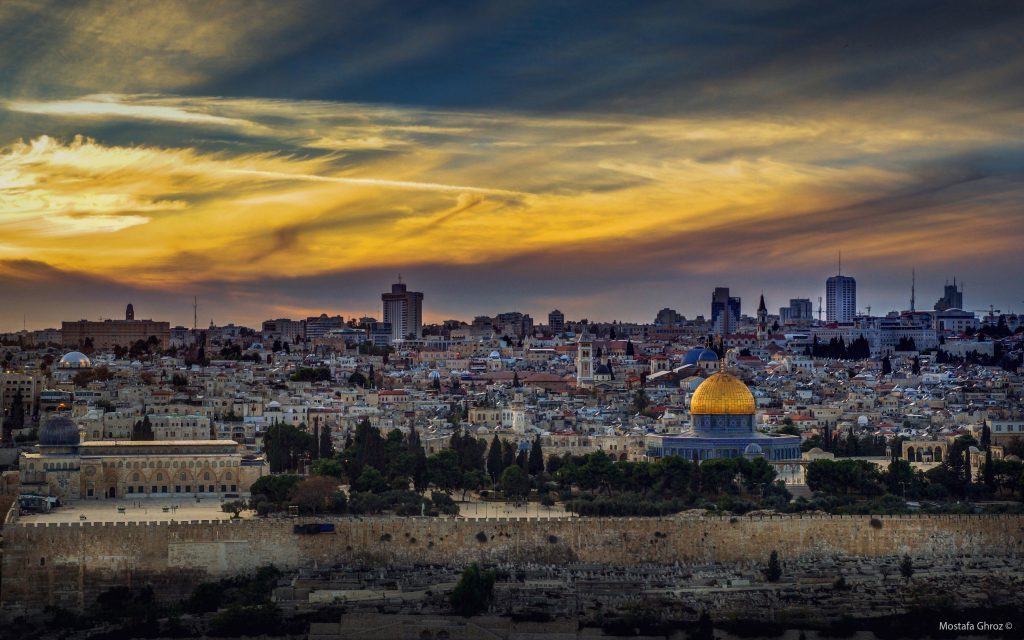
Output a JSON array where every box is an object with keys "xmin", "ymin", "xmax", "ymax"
[
  {"xmin": 175, "ymin": 485, "xmax": 181, "ymax": 493},
  {"xmin": 152, "ymin": 486, "xmax": 157, "ymax": 493},
  {"xmin": 231, "ymin": 485, "xmax": 237, "ymax": 492},
  {"xmin": 128, "ymin": 486, "xmax": 134, "ymax": 494},
  {"xmin": 221, "ymin": 485, "xmax": 227, "ymax": 492}
]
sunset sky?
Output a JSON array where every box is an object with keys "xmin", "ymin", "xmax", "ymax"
[{"xmin": 1, "ymin": 1, "xmax": 1022, "ymax": 330}]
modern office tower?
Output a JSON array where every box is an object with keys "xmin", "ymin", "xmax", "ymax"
[
  {"xmin": 826, "ymin": 275, "xmax": 857, "ymax": 323},
  {"xmin": 304, "ymin": 314, "xmax": 345, "ymax": 341},
  {"xmin": 382, "ymin": 281, "xmax": 424, "ymax": 341},
  {"xmin": 711, "ymin": 287, "xmax": 740, "ymax": 335},
  {"xmin": 934, "ymin": 278, "xmax": 964, "ymax": 312},
  {"xmin": 780, "ymin": 298, "xmax": 814, "ymax": 324},
  {"xmin": 548, "ymin": 309, "xmax": 565, "ymax": 335},
  {"xmin": 495, "ymin": 311, "xmax": 534, "ymax": 338}
]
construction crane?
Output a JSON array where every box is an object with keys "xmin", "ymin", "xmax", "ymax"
[{"xmin": 973, "ymin": 306, "xmax": 1001, "ymax": 325}]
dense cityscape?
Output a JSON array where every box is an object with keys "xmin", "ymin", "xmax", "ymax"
[
  {"xmin": 4, "ymin": 1, "xmax": 1024, "ymax": 639},
  {"xmin": 1, "ymin": 270, "xmax": 1023, "ymax": 637}
]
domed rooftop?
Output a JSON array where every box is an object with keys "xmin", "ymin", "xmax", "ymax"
[
  {"xmin": 682, "ymin": 347, "xmax": 718, "ymax": 366},
  {"xmin": 744, "ymin": 442, "xmax": 764, "ymax": 456},
  {"xmin": 39, "ymin": 416, "xmax": 80, "ymax": 447},
  {"xmin": 690, "ymin": 371, "xmax": 756, "ymax": 415},
  {"xmin": 58, "ymin": 351, "xmax": 92, "ymax": 369}
]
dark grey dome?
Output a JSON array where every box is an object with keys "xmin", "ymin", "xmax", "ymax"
[{"xmin": 40, "ymin": 416, "xmax": 80, "ymax": 446}]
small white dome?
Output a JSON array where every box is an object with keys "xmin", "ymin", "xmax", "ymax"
[{"xmin": 59, "ymin": 351, "xmax": 92, "ymax": 369}]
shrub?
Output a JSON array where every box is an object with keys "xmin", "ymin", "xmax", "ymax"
[
  {"xmin": 476, "ymin": 531, "xmax": 488, "ymax": 543},
  {"xmin": 869, "ymin": 517, "xmax": 883, "ymax": 529},
  {"xmin": 450, "ymin": 564, "xmax": 496, "ymax": 617}
]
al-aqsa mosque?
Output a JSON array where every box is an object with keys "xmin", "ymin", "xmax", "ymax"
[{"xmin": 647, "ymin": 352, "xmax": 801, "ymax": 462}]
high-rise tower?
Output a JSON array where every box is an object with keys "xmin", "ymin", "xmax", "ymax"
[{"xmin": 381, "ymin": 280, "xmax": 424, "ymax": 342}]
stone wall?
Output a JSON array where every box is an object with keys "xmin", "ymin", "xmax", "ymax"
[{"xmin": 2, "ymin": 514, "xmax": 1022, "ymax": 610}]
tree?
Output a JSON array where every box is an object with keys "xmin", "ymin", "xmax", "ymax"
[
  {"xmin": 881, "ymin": 355, "xmax": 892, "ymax": 376},
  {"xmin": 3, "ymin": 389, "xmax": 24, "ymax": 443},
  {"xmin": 983, "ymin": 448, "xmax": 995, "ymax": 491},
  {"xmin": 263, "ymin": 423, "xmax": 314, "ymax": 473},
  {"xmin": 288, "ymin": 476, "xmax": 345, "ymax": 514},
  {"xmin": 633, "ymin": 388, "xmax": 649, "ymax": 414},
  {"xmin": 486, "ymin": 434, "xmax": 505, "ymax": 483},
  {"xmin": 805, "ymin": 459, "xmax": 885, "ymax": 497},
  {"xmin": 311, "ymin": 457, "xmax": 344, "ymax": 478},
  {"xmin": 348, "ymin": 371, "xmax": 367, "ymax": 388},
  {"xmin": 249, "ymin": 475, "xmax": 301, "ymax": 505},
  {"xmin": 625, "ymin": 340, "xmax": 635, "ymax": 357},
  {"xmin": 131, "ymin": 415, "xmax": 155, "ymax": 441},
  {"xmin": 980, "ymin": 423, "xmax": 991, "ymax": 449},
  {"xmin": 911, "ymin": 356, "xmax": 921, "ymax": 375},
  {"xmin": 352, "ymin": 467, "xmax": 388, "ymax": 493},
  {"xmin": 528, "ymin": 434, "xmax": 544, "ymax": 476},
  {"xmin": 407, "ymin": 427, "xmax": 429, "ymax": 493},
  {"xmin": 427, "ymin": 449, "xmax": 463, "ymax": 494},
  {"xmin": 221, "ymin": 500, "xmax": 247, "ymax": 518},
  {"xmin": 764, "ymin": 550, "xmax": 782, "ymax": 582},
  {"xmin": 450, "ymin": 564, "xmax": 495, "ymax": 616},
  {"xmin": 319, "ymin": 423, "xmax": 335, "ymax": 459},
  {"xmin": 341, "ymin": 418, "xmax": 385, "ymax": 481},
  {"xmin": 899, "ymin": 554, "xmax": 914, "ymax": 581},
  {"xmin": 500, "ymin": 465, "xmax": 531, "ymax": 502}
]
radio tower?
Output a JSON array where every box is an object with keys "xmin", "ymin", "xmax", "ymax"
[{"xmin": 910, "ymin": 268, "xmax": 916, "ymax": 312}]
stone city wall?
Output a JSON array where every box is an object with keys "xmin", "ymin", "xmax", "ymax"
[{"xmin": 2, "ymin": 513, "xmax": 1022, "ymax": 610}]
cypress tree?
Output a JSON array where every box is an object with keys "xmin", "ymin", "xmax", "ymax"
[
  {"xmin": 764, "ymin": 550, "xmax": 782, "ymax": 582},
  {"xmin": 487, "ymin": 434, "xmax": 504, "ymax": 482},
  {"xmin": 528, "ymin": 434, "xmax": 544, "ymax": 476},
  {"xmin": 983, "ymin": 448, "xmax": 995, "ymax": 491},
  {"xmin": 319, "ymin": 423, "xmax": 335, "ymax": 459}
]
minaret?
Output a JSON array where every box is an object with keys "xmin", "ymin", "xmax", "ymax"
[
  {"xmin": 757, "ymin": 293, "xmax": 768, "ymax": 341},
  {"xmin": 125, "ymin": 303, "xmax": 134, "ymax": 321}
]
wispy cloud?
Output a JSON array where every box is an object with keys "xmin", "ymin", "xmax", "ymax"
[
  {"xmin": 7, "ymin": 95, "xmax": 257, "ymax": 129},
  {"xmin": 0, "ymin": 1, "xmax": 1022, "ymax": 328}
]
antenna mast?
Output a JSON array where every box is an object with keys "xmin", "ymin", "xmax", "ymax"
[{"xmin": 911, "ymin": 268, "xmax": 915, "ymax": 312}]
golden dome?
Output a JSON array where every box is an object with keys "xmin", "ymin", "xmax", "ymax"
[{"xmin": 689, "ymin": 370, "xmax": 756, "ymax": 415}]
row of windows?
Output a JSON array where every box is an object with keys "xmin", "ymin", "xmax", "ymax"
[
  {"xmin": 126, "ymin": 484, "xmax": 237, "ymax": 494},
  {"xmin": 129, "ymin": 470, "xmax": 233, "ymax": 482},
  {"xmin": 101, "ymin": 459, "xmax": 237, "ymax": 470}
]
